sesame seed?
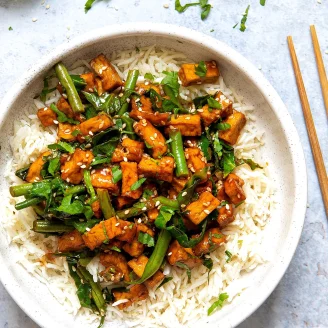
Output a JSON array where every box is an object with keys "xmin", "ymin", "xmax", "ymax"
[
  {"xmin": 122, "ymin": 123, "xmax": 126, "ymax": 129},
  {"xmin": 185, "ymin": 116, "xmax": 190, "ymax": 120},
  {"xmin": 124, "ymin": 210, "xmax": 130, "ymax": 214},
  {"xmin": 155, "ymin": 201, "xmax": 160, "ymax": 207},
  {"xmin": 197, "ymin": 81, "xmax": 202, "ymax": 85},
  {"xmin": 154, "ymin": 133, "xmax": 158, "ymax": 138},
  {"xmin": 72, "ymin": 266, "xmax": 76, "ymax": 272},
  {"xmin": 32, "ymin": 17, "xmax": 38, "ymax": 22},
  {"xmin": 182, "ymin": 191, "xmax": 187, "ymax": 196},
  {"xmin": 70, "ymin": 237, "xmax": 75, "ymax": 241},
  {"xmin": 225, "ymin": 204, "xmax": 230, "ymax": 209},
  {"xmin": 62, "ymin": 94, "xmax": 68, "ymax": 99},
  {"xmin": 197, "ymin": 109, "xmax": 204, "ymax": 113},
  {"xmin": 66, "ymin": 178, "xmax": 70, "ymax": 182},
  {"xmin": 89, "ymin": 131, "xmax": 94, "ymax": 136},
  {"xmin": 115, "ymin": 222, "xmax": 120, "ymax": 226},
  {"xmin": 53, "ymin": 120, "xmax": 59, "ymax": 124},
  {"xmin": 126, "ymin": 98, "xmax": 131, "ymax": 103},
  {"xmin": 138, "ymin": 218, "xmax": 142, "ymax": 223},
  {"xmin": 204, "ymin": 209, "xmax": 210, "ymax": 214},
  {"xmin": 181, "ymin": 204, "xmax": 186, "ymax": 208},
  {"xmin": 142, "ymin": 207, "xmax": 147, "ymax": 211},
  {"xmin": 150, "ymin": 136, "xmax": 155, "ymax": 141},
  {"xmin": 163, "ymin": 3, "xmax": 169, "ymax": 8},
  {"xmin": 86, "ymin": 227, "xmax": 91, "ymax": 232},
  {"xmin": 85, "ymin": 143, "xmax": 92, "ymax": 149},
  {"xmin": 144, "ymin": 81, "xmax": 149, "ymax": 85},
  {"xmin": 80, "ymin": 165, "xmax": 86, "ymax": 169},
  {"xmin": 168, "ymin": 252, "xmax": 172, "ymax": 256},
  {"xmin": 123, "ymin": 157, "xmax": 128, "ymax": 162},
  {"xmin": 119, "ymin": 93, "xmax": 123, "ymax": 97},
  {"xmin": 77, "ymin": 162, "xmax": 82, "ymax": 166}
]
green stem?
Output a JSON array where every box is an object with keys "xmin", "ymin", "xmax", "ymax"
[
  {"xmin": 32, "ymin": 220, "xmax": 75, "ymax": 233},
  {"xmin": 121, "ymin": 113, "xmax": 136, "ymax": 140},
  {"xmin": 129, "ymin": 229, "xmax": 171, "ymax": 285},
  {"xmin": 10, "ymin": 183, "xmax": 33, "ymax": 197},
  {"xmin": 170, "ymin": 130, "xmax": 189, "ymax": 178},
  {"xmin": 15, "ymin": 197, "xmax": 42, "ymax": 210},
  {"xmin": 117, "ymin": 70, "xmax": 139, "ymax": 116},
  {"xmin": 96, "ymin": 189, "xmax": 115, "ymax": 219},
  {"xmin": 162, "ymin": 85, "xmax": 188, "ymax": 113},
  {"xmin": 55, "ymin": 62, "xmax": 84, "ymax": 113},
  {"xmin": 64, "ymin": 185, "xmax": 86, "ymax": 196},
  {"xmin": 155, "ymin": 196, "xmax": 179, "ymax": 209},
  {"xmin": 83, "ymin": 170, "xmax": 97, "ymax": 203}
]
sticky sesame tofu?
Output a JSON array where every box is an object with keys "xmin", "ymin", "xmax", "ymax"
[
  {"xmin": 58, "ymin": 229, "xmax": 85, "ymax": 253},
  {"xmin": 120, "ymin": 162, "xmax": 142, "ymax": 200},
  {"xmin": 61, "ymin": 148, "xmax": 94, "ymax": 184},
  {"xmin": 26, "ymin": 151, "xmax": 51, "ymax": 182},
  {"xmin": 114, "ymin": 196, "xmax": 136, "ymax": 209},
  {"xmin": 224, "ymin": 173, "xmax": 246, "ymax": 205},
  {"xmin": 172, "ymin": 176, "xmax": 188, "ymax": 192},
  {"xmin": 131, "ymin": 95, "xmax": 152, "ymax": 112},
  {"xmin": 167, "ymin": 240, "xmax": 202, "ymax": 269},
  {"xmin": 183, "ymin": 137, "xmax": 199, "ymax": 148},
  {"xmin": 112, "ymin": 284, "xmax": 148, "ymax": 310},
  {"xmin": 185, "ymin": 191, "xmax": 220, "ymax": 225},
  {"xmin": 134, "ymin": 120, "xmax": 167, "ymax": 158},
  {"xmin": 112, "ymin": 138, "xmax": 144, "ymax": 163},
  {"xmin": 57, "ymin": 123, "xmax": 77, "ymax": 142},
  {"xmin": 147, "ymin": 208, "xmax": 159, "ymax": 222},
  {"xmin": 91, "ymin": 166, "xmax": 119, "ymax": 194},
  {"xmin": 217, "ymin": 203, "xmax": 235, "ymax": 229},
  {"xmin": 116, "ymin": 221, "xmax": 137, "ymax": 243},
  {"xmin": 165, "ymin": 115, "xmax": 202, "ymax": 137},
  {"xmin": 80, "ymin": 72, "xmax": 96, "ymax": 93},
  {"xmin": 219, "ymin": 110, "xmax": 246, "ymax": 145},
  {"xmin": 78, "ymin": 114, "xmax": 113, "ymax": 136},
  {"xmin": 90, "ymin": 54, "xmax": 123, "ymax": 91},
  {"xmin": 185, "ymin": 147, "xmax": 206, "ymax": 173},
  {"xmin": 192, "ymin": 228, "xmax": 226, "ymax": 256},
  {"xmin": 100, "ymin": 251, "xmax": 130, "ymax": 282},
  {"xmin": 91, "ymin": 200, "xmax": 102, "ymax": 219},
  {"xmin": 128, "ymin": 255, "xmax": 165, "ymax": 289},
  {"xmin": 122, "ymin": 238, "xmax": 145, "ymax": 257},
  {"xmin": 57, "ymin": 96, "xmax": 74, "ymax": 118},
  {"xmin": 37, "ymin": 107, "xmax": 57, "ymax": 127},
  {"xmin": 136, "ymin": 83, "xmax": 162, "ymax": 96},
  {"xmin": 178, "ymin": 61, "xmax": 220, "ymax": 87},
  {"xmin": 130, "ymin": 108, "xmax": 170, "ymax": 126},
  {"xmin": 138, "ymin": 156, "xmax": 174, "ymax": 183}
]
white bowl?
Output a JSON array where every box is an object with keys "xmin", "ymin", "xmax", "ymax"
[{"xmin": 0, "ymin": 23, "xmax": 307, "ymax": 328}]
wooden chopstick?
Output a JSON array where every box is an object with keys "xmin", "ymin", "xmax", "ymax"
[
  {"xmin": 287, "ymin": 36, "xmax": 328, "ymax": 217},
  {"xmin": 310, "ymin": 25, "xmax": 328, "ymax": 116}
]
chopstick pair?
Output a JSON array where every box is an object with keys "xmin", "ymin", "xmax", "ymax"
[{"xmin": 287, "ymin": 25, "xmax": 328, "ymax": 217}]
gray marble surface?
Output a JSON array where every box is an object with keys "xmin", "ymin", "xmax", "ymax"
[{"xmin": 0, "ymin": 0, "xmax": 327, "ymax": 327}]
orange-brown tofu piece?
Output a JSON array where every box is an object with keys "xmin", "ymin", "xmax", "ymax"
[
  {"xmin": 100, "ymin": 251, "xmax": 130, "ymax": 282},
  {"xmin": 224, "ymin": 173, "xmax": 246, "ymax": 205},
  {"xmin": 82, "ymin": 217, "xmax": 132, "ymax": 250},
  {"xmin": 193, "ymin": 227, "xmax": 226, "ymax": 256},
  {"xmin": 185, "ymin": 191, "xmax": 220, "ymax": 225},
  {"xmin": 112, "ymin": 138, "xmax": 144, "ymax": 163},
  {"xmin": 57, "ymin": 230, "xmax": 85, "ymax": 253},
  {"xmin": 165, "ymin": 115, "xmax": 202, "ymax": 137},
  {"xmin": 120, "ymin": 162, "xmax": 142, "ymax": 200},
  {"xmin": 61, "ymin": 148, "xmax": 94, "ymax": 184},
  {"xmin": 136, "ymin": 83, "xmax": 162, "ymax": 96},
  {"xmin": 215, "ymin": 91, "xmax": 234, "ymax": 118},
  {"xmin": 217, "ymin": 203, "xmax": 235, "ymax": 228},
  {"xmin": 134, "ymin": 120, "xmax": 167, "ymax": 158},
  {"xmin": 90, "ymin": 54, "xmax": 123, "ymax": 91},
  {"xmin": 80, "ymin": 72, "xmax": 96, "ymax": 93},
  {"xmin": 122, "ymin": 238, "xmax": 145, "ymax": 257},
  {"xmin": 57, "ymin": 97, "xmax": 74, "ymax": 118},
  {"xmin": 57, "ymin": 123, "xmax": 77, "ymax": 142},
  {"xmin": 116, "ymin": 221, "xmax": 137, "ymax": 243},
  {"xmin": 219, "ymin": 110, "xmax": 246, "ymax": 145},
  {"xmin": 147, "ymin": 208, "xmax": 159, "ymax": 222},
  {"xmin": 91, "ymin": 166, "xmax": 119, "ymax": 195},
  {"xmin": 217, "ymin": 184, "xmax": 229, "ymax": 202},
  {"xmin": 167, "ymin": 240, "xmax": 202, "ymax": 269},
  {"xmin": 26, "ymin": 151, "xmax": 51, "ymax": 182},
  {"xmin": 114, "ymin": 196, "xmax": 136, "ymax": 209},
  {"xmin": 78, "ymin": 114, "xmax": 113, "ymax": 136},
  {"xmin": 95, "ymin": 77, "xmax": 104, "ymax": 95},
  {"xmin": 37, "ymin": 107, "xmax": 57, "ymax": 127},
  {"xmin": 130, "ymin": 108, "xmax": 170, "ymax": 126},
  {"xmin": 185, "ymin": 147, "xmax": 206, "ymax": 173},
  {"xmin": 183, "ymin": 137, "xmax": 199, "ymax": 148},
  {"xmin": 172, "ymin": 177, "xmax": 188, "ymax": 192},
  {"xmin": 91, "ymin": 200, "xmax": 102, "ymax": 219},
  {"xmin": 138, "ymin": 156, "xmax": 174, "ymax": 183},
  {"xmin": 112, "ymin": 284, "xmax": 148, "ymax": 310},
  {"xmin": 178, "ymin": 61, "xmax": 220, "ymax": 87},
  {"xmin": 131, "ymin": 95, "xmax": 152, "ymax": 112},
  {"xmin": 128, "ymin": 255, "xmax": 165, "ymax": 289}
]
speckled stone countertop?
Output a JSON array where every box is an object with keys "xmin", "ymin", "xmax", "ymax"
[{"xmin": 0, "ymin": 0, "xmax": 327, "ymax": 327}]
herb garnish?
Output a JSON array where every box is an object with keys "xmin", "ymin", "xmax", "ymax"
[
  {"xmin": 195, "ymin": 61, "xmax": 207, "ymax": 77},
  {"xmin": 130, "ymin": 178, "xmax": 147, "ymax": 191},
  {"xmin": 138, "ymin": 232, "xmax": 155, "ymax": 247},
  {"xmin": 207, "ymin": 293, "xmax": 229, "ymax": 315},
  {"xmin": 175, "ymin": 0, "xmax": 212, "ymax": 20},
  {"xmin": 225, "ymin": 250, "xmax": 232, "ymax": 263},
  {"xmin": 239, "ymin": 5, "xmax": 250, "ymax": 32},
  {"xmin": 260, "ymin": 0, "xmax": 266, "ymax": 5}
]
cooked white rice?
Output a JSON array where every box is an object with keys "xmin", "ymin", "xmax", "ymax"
[{"xmin": 2, "ymin": 46, "xmax": 275, "ymax": 327}]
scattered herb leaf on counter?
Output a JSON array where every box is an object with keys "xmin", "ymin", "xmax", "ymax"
[
  {"xmin": 84, "ymin": 0, "xmax": 98, "ymax": 13},
  {"xmin": 207, "ymin": 293, "xmax": 229, "ymax": 315},
  {"xmin": 8, "ymin": 26, "xmax": 13, "ymax": 31},
  {"xmin": 175, "ymin": 0, "xmax": 212, "ymax": 20},
  {"xmin": 240, "ymin": 5, "xmax": 250, "ymax": 32},
  {"xmin": 260, "ymin": 0, "xmax": 266, "ymax": 5}
]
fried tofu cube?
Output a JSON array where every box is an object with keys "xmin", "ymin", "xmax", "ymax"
[
  {"xmin": 137, "ymin": 222, "xmax": 155, "ymax": 237},
  {"xmin": 192, "ymin": 227, "xmax": 226, "ymax": 256},
  {"xmin": 116, "ymin": 221, "xmax": 137, "ymax": 243},
  {"xmin": 100, "ymin": 251, "xmax": 130, "ymax": 282},
  {"xmin": 80, "ymin": 72, "xmax": 96, "ymax": 93},
  {"xmin": 58, "ymin": 230, "xmax": 85, "ymax": 253},
  {"xmin": 134, "ymin": 120, "xmax": 167, "ymax": 158},
  {"xmin": 138, "ymin": 156, "xmax": 174, "ymax": 183},
  {"xmin": 112, "ymin": 284, "xmax": 148, "ymax": 310},
  {"xmin": 215, "ymin": 91, "xmax": 233, "ymax": 118},
  {"xmin": 91, "ymin": 166, "xmax": 119, "ymax": 195},
  {"xmin": 131, "ymin": 95, "xmax": 152, "ymax": 113},
  {"xmin": 122, "ymin": 238, "xmax": 145, "ymax": 257},
  {"xmin": 111, "ymin": 138, "xmax": 144, "ymax": 163},
  {"xmin": 82, "ymin": 217, "xmax": 127, "ymax": 250},
  {"xmin": 26, "ymin": 151, "xmax": 51, "ymax": 182},
  {"xmin": 185, "ymin": 191, "xmax": 220, "ymax": 225},
  {"xmin": 120, "ymin": 162, "xmax": 142, "ymax": 200},
  {"xmin": 130, "ymin": 108, "xmax": 170, "ymax": 126},
  {"xmin": 91, "ymin": 199, "xmax": 102, "ymax": 219},
  {"xmin": 95, "ymin": 77, "xmax": 104, "ymax": 95},
  {"xmin": 172, "ymin": 177, "xmax": 188, "ymax": 192},
  {"xmin": 114, "ymin": 196, "xmax": 136, "ymax": 209},
  {"xmin": 128, "ymin": 255, "xmax": 165, "ymax": 289},
  {"xmin": 178, "ymin": 61, "xmax": 220, "ymax": 87},
  {"xmin": 57, "ymin": 97, "xmax": 74, "ymax": 118},
  {"xmin": 147, "ymin": 208, "xmax": 159, "ymax": 222},
  {"xmin": 224, "ymin": 173, "xmax": 246, "ymax": 204},
  {"xmin": 58, "ymin": 123, "xmax": 77, "ymax": 142},
  {"xmin": 90, "ymin": 54, "xmax": 123, "ymax": 91},
  {"xmin": 219, "ymin": 110, "xmax": 246, "ymax": 145},
  {"xmin": 61, "ymin": 148, "xmax": 94, "ymax": 184},
  {"xmin": 183, "ymin": 137, "xmax": 199, "ymax": 148},
  {"xmin": 217, "ymin": 203, "xmax": 235, "ymax": 228},
  {"xmin": 165, "ymin": 115, "xmax": 202, "ymax": 137},
  {"xmin": 136, "ymin": 83, "xmax": 162, "ymax": 97},
  {"xmin": 167, "ymin": 240, "xmax": 202, "ymax": 269},
  {"xmin": 78, "ymin": 114, "xmax": 113, "ymax": 136},
  {"xmin": 195, "ymin": 180, "xmax": 212, "ymax": 194},
  {"xmin": 37, "ymin": 107, "xmax": 57, "ymax": 127},
  {"xmin": 217, "ymin": 184, "xmax": 229, "ymax": 202},
  {"xmin": 185, "ymin": 147, "xmax": 206, "ymax": 173}
]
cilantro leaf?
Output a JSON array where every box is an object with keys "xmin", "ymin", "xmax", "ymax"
[
  {"xmin": 175, "ymin": 0, "xmax": 200, "ymax": 13},
  {"xmin": 56, "ymin": 194, "xmax": 85, "ymax": 215},
  {"xmin": 161, "ymin": 71, "xmax": 180, "ymax": 98},
  {"xmin": 130, "ymin": 178, "xmax": 147, "ymax": 191},
  {"xmin": 201, "ymin": 4, "xmax": 211, "ymax": 20},
  {"xmin": 73, "ymin": 219, "xmax": 99, "ymax": 233},
  {"xmin": 199, "ymin": 133, "xmax": 211, "ymax": 161},
  {"xmin": 144, "ymin": 73, "xmax": 155, "ymax": 81},
  {"xmin": 49, "ymin": 104, "xmax": 79, "ymax": 125},
  {"xmin": 195, "ymin": 61, "xmax": 207, "ymax": 77},
  {"xmin": 207, "ymin": 97, "xmax": 222, "ymax": 109},
  {"xmin": 207, "ymin": 293, "xmax": 229, "ymax": 315},
  {"xmin": 48, "ymin": 141, "xmax": 75, "ymax": 154},
  {"xmin": 225, "ymin": 250, "xmax": 232, "ymax": 263},
  {"xmin": 84, "ymin": 0, "xmax": 97, "ymax": 13},
  {"xmin": 138, "ymin": 232, "xmax": 155, "ymax": 247},
  {"xmin": 48, "ymin": 157, "xmax": 60, "ymax": 176},
  {"xmin": 260, "ymin": 0, "xmax": 266, "ymax": 5},
  {"xmin": 217, "ymin": 122, "xmax": 231, "ymax": 131},
  {"xmin": 8, "ymin": 26, "xmax": 13, "ymax": 31},
  {"xmin": 154, "ymin": 206, "xmax": 176, "ymax": 229}
]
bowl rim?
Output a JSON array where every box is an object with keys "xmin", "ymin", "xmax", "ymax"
[{"xmin": 0, "ymin": 22, "xmax": 307, "ymax": 328}]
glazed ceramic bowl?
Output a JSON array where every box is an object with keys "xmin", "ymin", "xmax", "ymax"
[{"xmin": 0, "ymin": 23, "xmax": 307, "ymax": 328}]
